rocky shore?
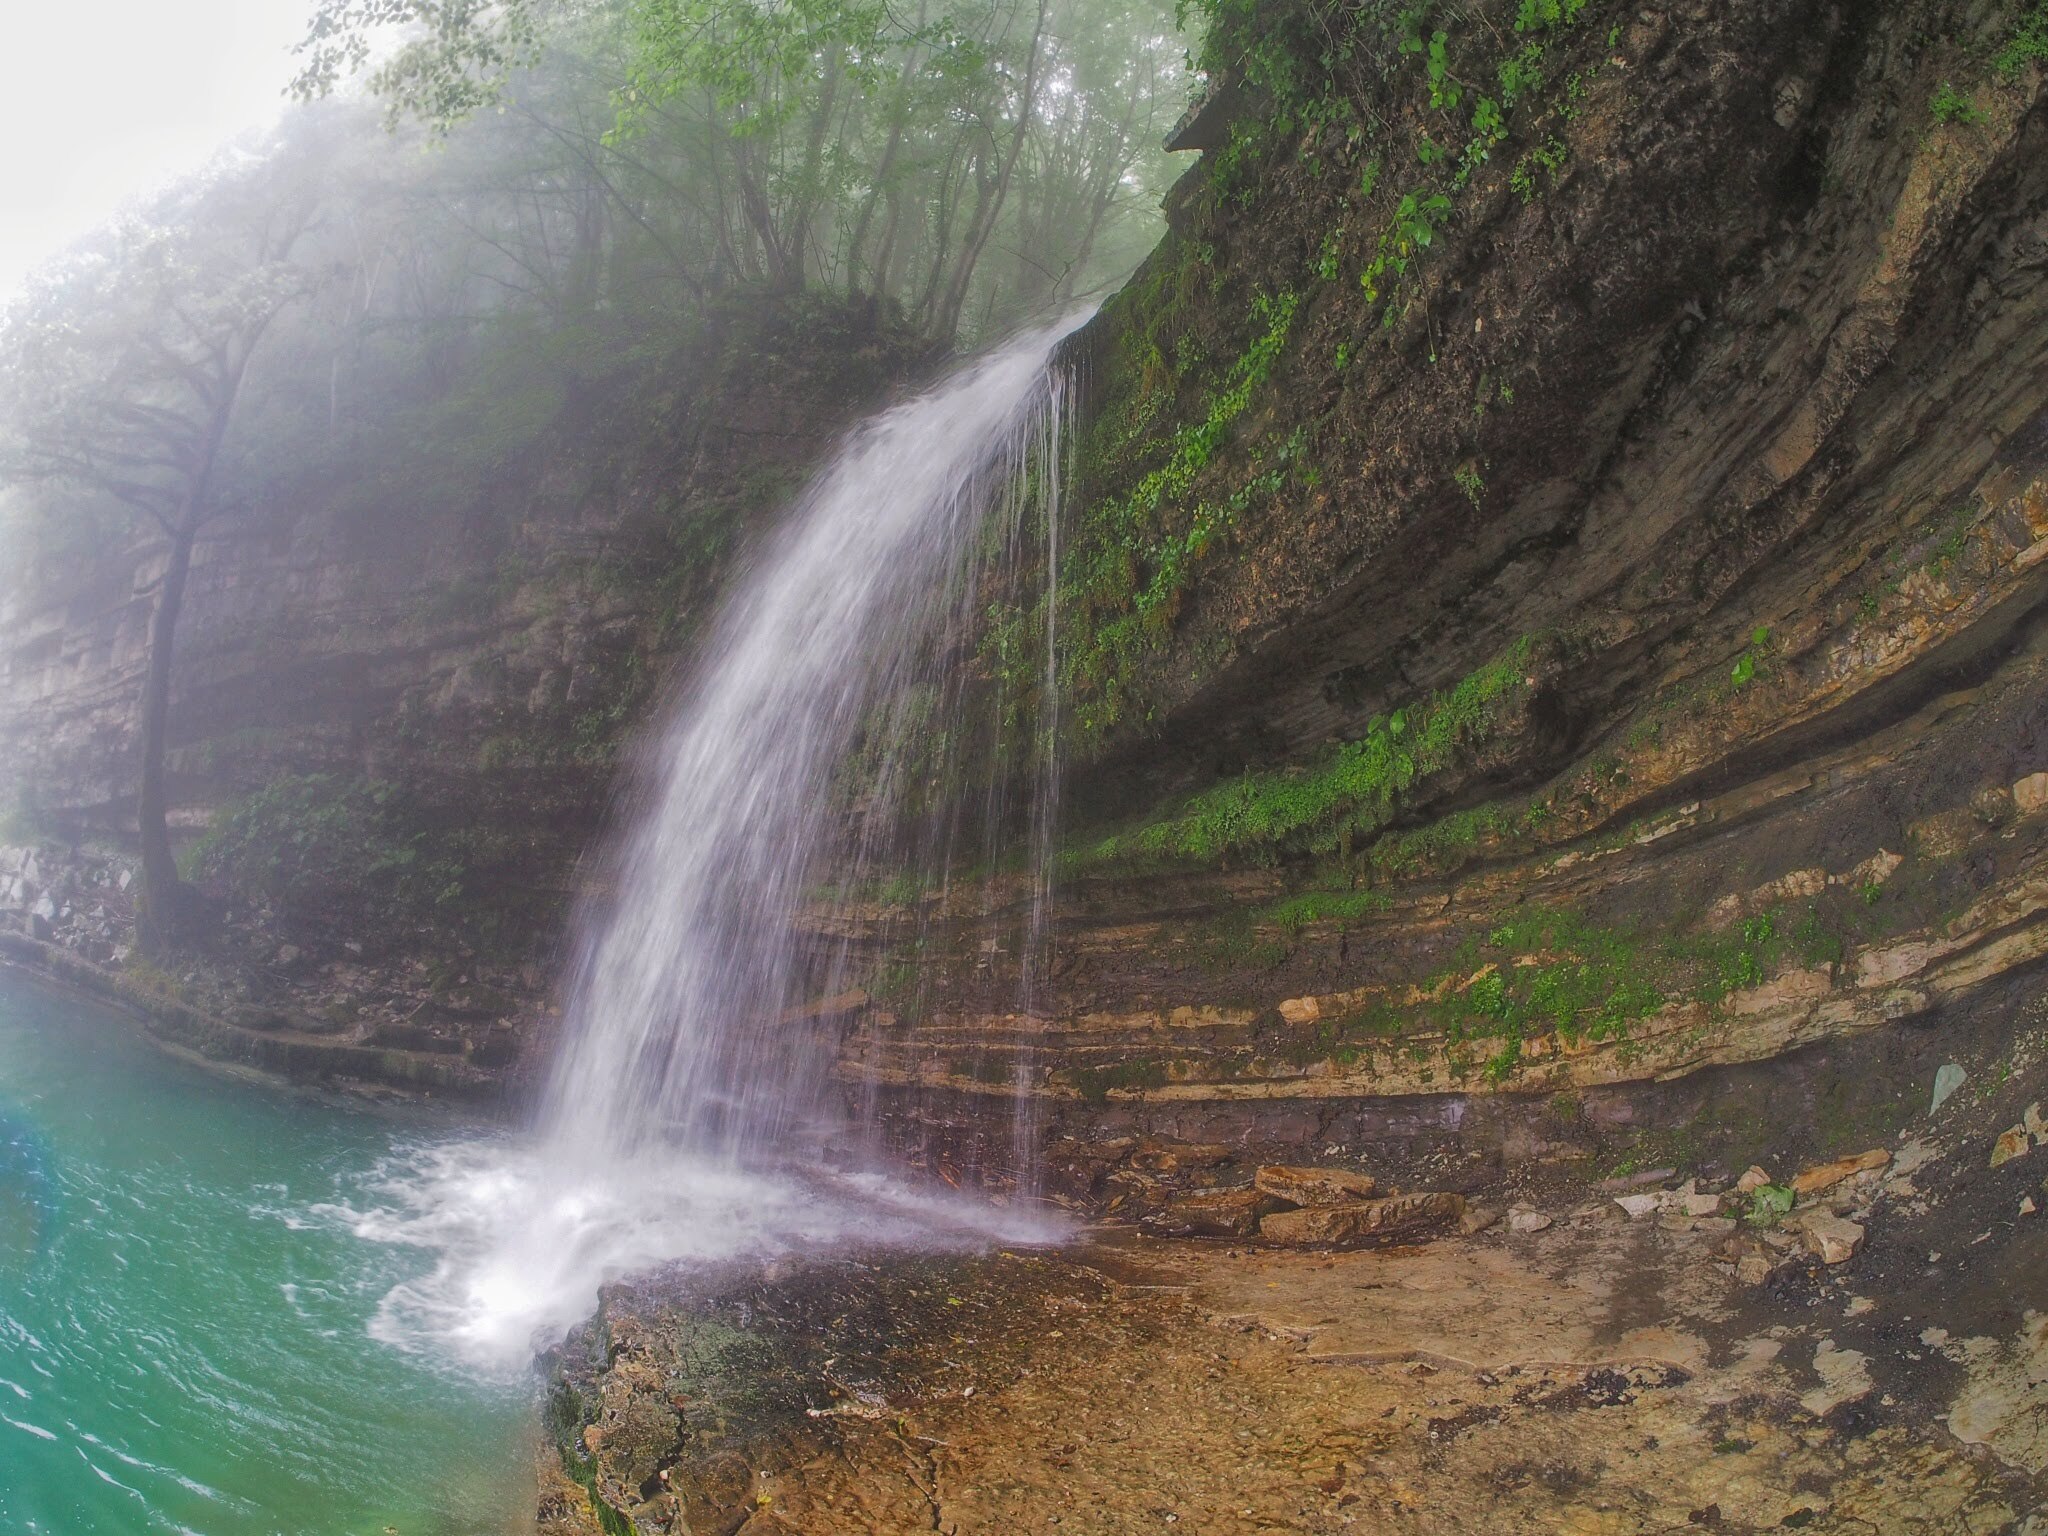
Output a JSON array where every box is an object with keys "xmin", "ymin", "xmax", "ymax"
[
  {"xmin": 540, "ymin": 997, "xmax": 2048, "ymax": 1534},
  {"xmin": 0, "ymin": 838, "xmax": 540, "ymax": 1103}
]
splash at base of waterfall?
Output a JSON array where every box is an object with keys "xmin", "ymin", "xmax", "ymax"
[
  {"xmin": 337, "ymin": 317, "xmax": 1087, "ymax": 1374},
  {"xmin": 329, "ymin": 1134, "xmax": 1065, "ymax": 1371}
]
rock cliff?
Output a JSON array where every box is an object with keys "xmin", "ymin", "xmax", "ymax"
[
  {"xmin": 837, "ymin": 0, "xmax": 2048, "ymax": 1195},
  {"xmin": 0, "ymin": 298, "xmax": 925, "ymax": 1094}
]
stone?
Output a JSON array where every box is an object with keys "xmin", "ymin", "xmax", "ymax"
[
  {"xmin": 1856, "ymin": 941, "xmax": 1936, "ymax": 988},
  {"xmin": 1791, "ymin": 1148, "xmax": 1891, "ymax": 1197},
  {"xmin": 1931, "ymin": 1063, "xmax": 1968, "ymax": 1115},
  {"xmin": 1258, "ymin": 1192, "xmax": 1464, "ymax": 1247},
  {"xmin": 1737, "ymin": 1165, "xmax": 1774, "ymax": 1194},
  {"xmin": 1459, "ymin": 1204, "xmax": 1501, "ymax": 1235},
  {"xmin": 1990, "ymin": 1127, "xmax": 2031, "ymax": 1168},
  {"xmin": 2013, "ymin": 771, "xmax": 2048, "ymax": 815},
  {"xmin": 1141, "ymin": 1186, "xmax": 1277, "ymax": 1239},
  {"xmin": 1507, "ymin": 1209, "xmax": 1553, "ymax": 1234},
  {"xmin": 2025, "ymin": 1102, "xmax": 2047, "ymax": 1142},
  {"xmin": 1736, "ymin": 1254, "xmax": 1776, "ymax": 1285},
  {"xmin": 1799, "ymin": 1213, "xmax": 1865, "ymax": 1265},
  {"xmin": 1682, "ymin": 1191, "xmax": 1725, "ymax": 1217},
  {"xmin": 2021, "ymin": 1197, "xmax": 2038, "ymax": 1217},
  {"xmin": 1841, "ymin": 848, "xmax": 1904, "ymax": 889},
  {"xmin": 1614, "ymin": 1192, "xmax": 1662, "ymax": 1219},
  {"xmin": 1596, "ymin": 1166, "xmax": 1676, "ymax": 1191},
  {"xmin": 1254, "ymin": 1165, "xmax": 1377, "ymax": 1207},
  {"xmin": 1800, "ymin": 1338, "xmax": 1873, "ymax": 1417},
  {"xmin": 1693, "ymin": 1217, "xmax": 1739, "ymax": 1238}
]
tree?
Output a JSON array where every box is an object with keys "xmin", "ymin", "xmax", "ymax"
[
  {"xmin": 293, "ymin": 0, "xmax": 1182, "ymax": 342},
  {"xmin": 0, "ymin": 165, "xmax": 314, "ymax": 949}
]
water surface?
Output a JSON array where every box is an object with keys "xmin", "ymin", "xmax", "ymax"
[{"xmin": 0, "ymin": 972, "xmax": 530, "ymax": 1536}]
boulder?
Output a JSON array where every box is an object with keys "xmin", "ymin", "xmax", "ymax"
[
  {"xmin": 1459, "ymin": 1204, "xmax": 1501, "ymax": 1235},
  {"xmin": 1140, "ymin": 1186, "xmax": 1277, "ymax": 1239},
  {"xmin": 1254, "ymin": 1164, "xmax": 1377, "ymax": 1207},
  {"xmin": 1930, "ymin": 1063, "xmax": 1968, "ymax": 1115},
  {"xmin": 1798, "ymin": 1213, "xmax": 1866, "ymax": 1265},
  {"xmin": 1990, "ymin": 1127, "xmax": 2031, "ymax": 1168},
  {"xmin": 1259, "ymin": 1192, "xmax": 1464, "ymax": 1247},
  {"xmin": 2013, "ymin": 771, "xmax": 2048, "ymax": 815},
  {"xmin": 1791, "ymin": 1148, "xmax": 1890, "ymax": 1197}
]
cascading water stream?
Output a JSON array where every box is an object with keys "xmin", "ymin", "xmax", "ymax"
[
  {"xmin": 541, "ymin": 311, "xmax": 1077, "ymax": 1165},
  {"xmin": 340, "ymin": 313, "xmax": 1084, "ymax": 1365}
]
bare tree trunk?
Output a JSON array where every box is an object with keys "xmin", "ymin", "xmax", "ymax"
[
  {"xmin": 135, "ymin": 517, "xmax": 197, "ymax": 954},
  {"xmin": 787, "ymin": 49, "xmax": 844, "ymax": 286}
]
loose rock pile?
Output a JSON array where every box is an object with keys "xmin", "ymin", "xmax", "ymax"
[
  {"xmin": 0, "ymin": 841, "xmax": 134, "ymax": 963},
  {"xmin": 1144, "ymin": 1163, "xmax": 1466, "ymax": 1248}
]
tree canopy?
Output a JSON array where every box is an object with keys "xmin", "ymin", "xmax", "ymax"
[{"xmin": 291, "ymin": 0, "xmax": 1185, "ymax": 340}]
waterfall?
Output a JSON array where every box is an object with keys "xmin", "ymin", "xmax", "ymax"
[
  {"xmin": 542, "ymin": 310, "xmax": 1077, "ymax": 1163},
  {"xmin": 347, "ymin": 314, "xmax": 1082, "ymax": 1365}
]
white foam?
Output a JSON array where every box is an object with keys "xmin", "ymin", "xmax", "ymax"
[{"xmin": 329, "ymin": 1134, "xmax": 1061, "ymax": 1372}]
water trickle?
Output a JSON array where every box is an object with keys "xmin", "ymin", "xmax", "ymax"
[{"xmin": 350, "ymin": 313, "xmax": 1083, "ymax": 1364}]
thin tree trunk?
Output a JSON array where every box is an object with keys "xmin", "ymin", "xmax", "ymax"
[
  {"xmin": 135, "ymin": 517, "xmax": 197, "ymax": 953},
  {"xmin": 936, "ymin": 0, "xmax": 1050, "ymax": 339}
]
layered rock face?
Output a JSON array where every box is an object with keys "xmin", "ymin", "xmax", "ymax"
[
  {"xmin": 0, "ymin": 301, "xmax": 925, "ymax": 1092},
  {"xmin": 839, "ymin": 0, "xmax": 2048, "ymax": 1190}
]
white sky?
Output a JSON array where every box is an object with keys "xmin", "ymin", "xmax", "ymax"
[{"xmin": 0, "ymin": 0, "xmax": 311, "ymax": 299}]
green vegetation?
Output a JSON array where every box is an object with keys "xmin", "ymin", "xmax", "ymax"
[
  {"xmin": 1061, "ymin": 285, "xmax": 1304, "ymax": 736},
  {"xmin": 1452, "ymin": 907, "xmax": 1665, "ymax": 1080},
  {"xmin": 1996, "ymin": 0, "xmax": 2048, "ymax": 75},
  {"xmin": 1069, "ymin": 1056, "xmax": 1171, "ymax": 1102},
  {"xmin": 1729, "ymin": 625, "xmax": 1771, "ymax": 690},
  {"xmin": 297, "ymin": 0, "xmax": 1181, "ymax": 346},
  {"xmin": 0, "ymin": 787, "xmax": 50, "ymax": 844},
  {"xmin": 1744, "ymin": 1182, "xmax": 1794, "ymax": 1227},
  {"xmin": 1241, "ymin": 888, "xmax": 1868, "ymax": 1085},
  {"xmin": 1059, "ymin": 0, "xmax": 1615, "ymax": 748},
  {"xmin": 1261, "ymin": 886, "xmax": 1394, "ymax": 932},
  {"xmin": 186, "ymin": 773, "xmax": 544, "ymax": 951},
  {"xmin": 1929, "ymin": 80, "xmax": 1986, "ymax": 123},
  {"xmin": 1854, "ymin": 499, "xmax": 1980, "ymax": 624},
  {"xmin": 1072, "ymin": 638, "xmax": 1534, "ymax": 868},
  {"xmin": 1453, "ymin": 463, "xmax": 1487, "ymax": 507}
]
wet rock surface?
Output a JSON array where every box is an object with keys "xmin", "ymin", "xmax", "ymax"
[
  {"xmin": 543, "ymin": 1014, "xmax": 2048, "ymax": 1533},
  {"xmin": 0, "ymin": 839, "xmax": 537, "ymax": 1104}
]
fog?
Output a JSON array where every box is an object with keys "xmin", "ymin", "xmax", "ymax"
[{"xmin": 0, "ymin": 0, "xmax": 306, "ymax": 298}]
